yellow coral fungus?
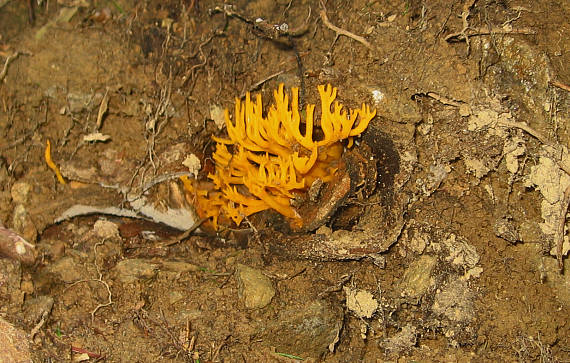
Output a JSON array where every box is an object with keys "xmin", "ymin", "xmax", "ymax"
[
  {"xmin": 185, "ymin": 84, "xmax": 376, "ymax": 230},
  {"xmin": 45, "ymin": 140, "xmax": 66, "ymax": 185}
]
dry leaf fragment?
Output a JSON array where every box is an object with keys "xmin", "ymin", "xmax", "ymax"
[{"xmin": 83, "ymin": 133, "xmax": 111, "ymax": 143}]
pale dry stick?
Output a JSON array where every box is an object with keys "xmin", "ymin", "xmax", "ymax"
[
  {"xmin": 145, "ymin": 74, "xmax": 173, "ymax": 172},
  {"xmin": 210, "ymin": 335, "xmax": 230, "ymax": 362},
  {"xmin": 95, "ymin": 88, "xmax": 110, "ymax": 130},
  {"xmin": 241, "ymin": 70, "xmax": 286, "ymax": 98},
  {"xmin": 160, "ymin": 217, "xmax": 208, "ymax": 247},
  {"xmin": 182, "ymin": 32, "xmax": 216, "ymax": 87},
  {"xmin": 556, "ymin": 185, "xmax": 570, "ymax": 271},
  {"xmin": 426, "ymin": 92, "xmax": 462, "ymax": 107},
  {"xmin": 319, "ymin": 1, "xmax": 373, "ymax": 51},
  {"xmin": 210, "ymin": 5, "xmax": 311, "ymax": 38},
  {"xmin": 30, "ymin": 310, "xmax": 49, "ymax": 339},
  {"xmin": 549, "ymin": 80, "xmax": 570, "ymax": 93},
  {"xmin": 0, "ymin": 51, "xmax": 20, "ymax": 81},
  {"xmin": 497, "ymin": 120, "xmax": 550, "ymax": 147}
]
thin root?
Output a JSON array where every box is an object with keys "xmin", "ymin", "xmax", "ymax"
[{"xmin": 319, "ymin": 1, "xmax": 373, "ymax": 51}]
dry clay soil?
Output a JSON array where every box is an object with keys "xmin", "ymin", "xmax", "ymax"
[{"xmin": 1, "ymin": 0, "xmax": 570, "ymax": 362}]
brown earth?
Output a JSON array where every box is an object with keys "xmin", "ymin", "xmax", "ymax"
[{"xmin": 0, "ymin": 0, "xmax": 569, "ymax": 362}]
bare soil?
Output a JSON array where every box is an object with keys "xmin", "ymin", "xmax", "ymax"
[{"xmin": 1, "ymin": 0, "xmax": 569, "ymax": 362}]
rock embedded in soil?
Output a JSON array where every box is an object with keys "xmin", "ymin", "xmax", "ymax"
[
  {"xmin": 0, "ymin": 317, "xmax": 32, "ymax": 363},
  {"xmin": 398, "ymin": 254, "xmax": 437, "ymax": 304},
  {"xmin": 235, "ymin": 264, "xmax": 275, "ymax": 309},
  {"xmin": 12, "ymin": 204, "xmax": 38, "ymax": 243},
  {"xmin": 44, "ymin": 256, "xmax": 86, "ymax": 283},
  {"xmin": 23, "ymin": 295, "xmax": 54, "ymax": 325},
  {"xmin": 10, "ymin": 181, "xmax": 32, "ymax": 204},
  {"xmin": 259, "ymin": 300, "xmax": 343, "ymax": 359},
  {"xmin": 113, "ymin": 259, "xmax": 160, "ymax": 283}
]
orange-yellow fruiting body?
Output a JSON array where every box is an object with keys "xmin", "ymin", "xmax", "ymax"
[{"xmin": 184, "ymin": 84, "xmax": 376, "ymax": 230}]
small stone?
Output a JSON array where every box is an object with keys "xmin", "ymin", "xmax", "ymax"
[
  {"xmin": 23, "ymin": 295, "xmax": 54, "ymax": 325},
  {"xmin": 113, "ymin": 259, "xmax": 159, "ymax": 283},
  {"xmin": 260, "ymin": 300, "xmax": 343, "ymax": 358},
  {"xmin": 344, "ymin": 287, "xmax": 378, "ymax": 318},
  {"xmin": 493, "ymin": 217, "xmax": 520, "ymax": 244},
  {"xmin": 93, "ymin": 219, "xmax": 120, "ymax": 239},
  {"xmin": 398, "ymin": 254, "xmax": 437, "ymax": 303},
  {"xmin": 45, "ymin": 256, "xmax": 85, "ymax": 283},
  {"xmin": 235, "ymin": 264, "xmax": 275, "ymax": 309},
  {"xmin": 12, "ymin": 205, "xmax": 37, "ymax": 243},
  {"xmin": 209, "ymin": 104, "xmax": 226, "ymax": 129},
  {"xmin": 458, "ymin": 103, "xmax": 471, "ymax": 117},
  {"xmin": 10, "ymin": 182, "xmax": 32, "ymax": 204},
  {"xmin": 182, "ymin": 154, "xmax": 201, "ymax": 175}
]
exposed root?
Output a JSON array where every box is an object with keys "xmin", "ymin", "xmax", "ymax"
[
  {"xmin": 64, "ymin": 239, "xmax": 114, "ymax": 324},
  {"xmin": 319, "ymin": 1, "xmax": 373, "ymax": 51},
  {"xmin": 549, "ymin": 80, "xmax": 570, "ymax": 93}
]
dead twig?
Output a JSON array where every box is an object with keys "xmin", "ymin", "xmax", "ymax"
[
  {"xmin": 497, "ymin": 120, "xmax": 550, "ymax": 149},
  {"xmin": 319, "ymin": 1, "xmax": 373, "ymax": 50},
  {"xmin": 445, "ymin": 25, "xmax": 536, "ymax": 42},
  {"xmin": 0, "ymin": 51, "xmax": 20, "ymax": 81},
  {"xmin": 144, "ymin": 71, "xmax": 173, "ymax": 172},
  {"xmin": 161, "ymin": 217, "xmax": 207, "ymax": 247},
  {"xmin": 210, "ymin": 335, "xmax": 231, "ymax": 362},
  {"xmin": 556, "ymin": 185, "xmax": 570, "ymax": 272},
  {"xmin": 30, "ymin": 311, "xmax": 49, "ymax": 339},
  {"xmin": 549, "ymin": 80, "xmax": 570, "ymax": 93},
  {"xmin": 210, "ymin": 5, "xmax": 311, "ymax": 39},
  {"xmin": 95, "ymin": 88, "xmax": 110, "ymax": 131},
  {"xmin": 182, "ymin": 32, "xmax": 217, "ymax": 88},
  {"xmin": 242, "ymin": 70, "xmax": 285, "ymax": 97}
]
